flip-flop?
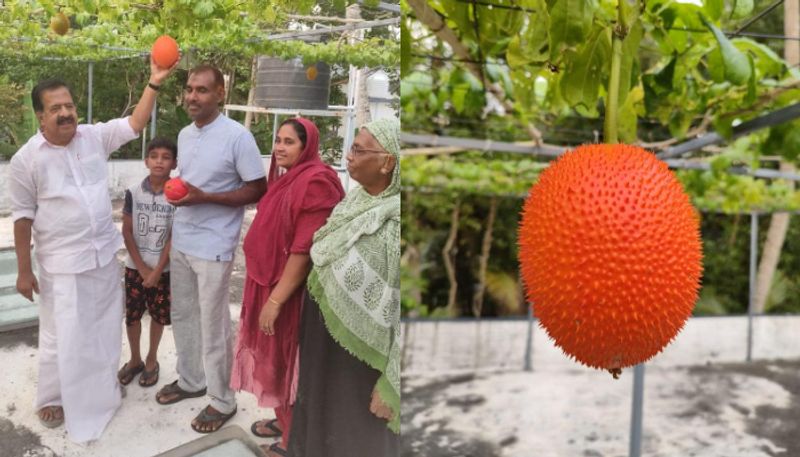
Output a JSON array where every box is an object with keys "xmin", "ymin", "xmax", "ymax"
[
  {"xmin": 139, "ymin": 362, "xmax": 160, "ymax": 387},
  {"xmin": 156, "ymin": 380, "xmax": 207, "ymax": 405},
  {"xmin": 117, "ymin": 361, "xmax": 145, "ymax": 386},
  {"xmin": 191, "ymin": 405, "xmax": 237, "ymax": 434},
  {"xmin": 259, "ymin": 442, "xmax": 288, "ymax": 457},
  {"xmin": 250, "ymin": 418, "xmax": 282, "ymax": 438},
  {"xmin": 37, "ymin": 406, "xmax": 64, "ymax": 429}
]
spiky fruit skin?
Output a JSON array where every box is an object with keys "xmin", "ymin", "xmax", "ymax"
[
  {"xmin": 164, "ymin": 177, "xmax": 188, "ymax": 201},
  {"xmin": 518, "ymin": 144, "xmax": 702, "ymax": 371},
  {"xmin": 151, "ymin": 35, "xmax": 180, "ymax": 69}
]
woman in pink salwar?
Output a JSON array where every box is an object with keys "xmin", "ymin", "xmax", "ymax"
[{"xmin": 231, "ymin": 117, "xmax": 344, "ymax": 456}]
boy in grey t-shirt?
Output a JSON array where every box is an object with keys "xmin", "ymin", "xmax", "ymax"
[{"xmin": 117, "ymin": 138, "xmax": 177, "ymax": 388}]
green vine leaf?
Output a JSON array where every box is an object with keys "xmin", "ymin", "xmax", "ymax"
[
  {"xmin": 700, "ymin": 14, "xmax": 752, "ymax": 85},
  {"xmin": 561, "ymin": 25, "xmax": 610, "ymax": 113},
  {"xmin": 549, "ymin": 0, "xmax": 598, "ymax": 62}
]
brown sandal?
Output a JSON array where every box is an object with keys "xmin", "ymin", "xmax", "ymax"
[
  {"xmin": 191, "ymin": 405, "xmax": 237, "ymax": 434},
  {"xmin": 259, "ymin": 442, "xmax": 288, "ymax": 457},
  {"xmin": 117, "ymin": 361, "xmax": 145, "ymax": 386},
  {"xmin": 156, "ymin": 380, "xmax": 206, "ymax": 405},
  {"xmin": 251, "ymin": 418, "xmax": 282, "ymax": 438},
  {"xmin": 139, "ymin": 362, "xmax": 160, "ymax": 387}
]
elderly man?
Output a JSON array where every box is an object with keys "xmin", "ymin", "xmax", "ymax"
[{"xmin": 8, "ymin": 57, "xmax": 175, "ymax": 443}]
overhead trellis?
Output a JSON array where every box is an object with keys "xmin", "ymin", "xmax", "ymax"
[
  {"xmin": 401, "ymin": 0, "xmax": 800, "ymax": 214},
  {"xmin": 402, "ymin": 0, "xmax": 800, "ymax": 146},
  {"xmin": 0, "ymin": 0, "xmax": 400, "ymax": 67}
]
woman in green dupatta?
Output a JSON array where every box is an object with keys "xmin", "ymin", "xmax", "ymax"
[{"xmin": 287, "ymin": 117, "xmax": 400, "ymax": 457}]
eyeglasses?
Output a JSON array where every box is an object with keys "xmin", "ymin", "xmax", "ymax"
[{"xmin": 348, "ymin": 144, "xmax": 386, "ymax": 157}]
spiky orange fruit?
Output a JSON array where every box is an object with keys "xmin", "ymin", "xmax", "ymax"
[{"xmin": 518, "ymin": 144, "xmax": 702, "ymax": 374}]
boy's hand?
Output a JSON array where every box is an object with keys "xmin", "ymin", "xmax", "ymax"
[
  {"xmin": 142, "ymin": 269, "xmax": 161, "ymax": 288},
  {"xmin": 138, "ymin": 266, "xmax": 153, "ymax": 285}
]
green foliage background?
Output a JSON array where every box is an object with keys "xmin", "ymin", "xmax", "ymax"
[
  {"xmin": 401, "ymin": 0, "xmax": 800, "ymax": 318},
  {"xmin": 0, "ymin": 1, "xmax": 399, "ymax": 161}
]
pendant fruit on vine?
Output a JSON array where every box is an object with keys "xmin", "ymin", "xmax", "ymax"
[
  {"xmin": 306, "ymin": 64, "xmax": 318, "ymax": 81},
  {"xmin": 50, "ymin": 12, "xmax": 69, "ymax": 36},
  {"xmin": 518, "ymin": 144, "xmax": 702, "ymax": 377}
]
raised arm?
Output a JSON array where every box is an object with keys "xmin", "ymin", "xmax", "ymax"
[{"xmin": 129, "ymin": 56, "xmax": 178, "ymax": 134}]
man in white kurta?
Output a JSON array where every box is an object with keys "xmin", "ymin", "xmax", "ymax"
[{"xmin": 7, "ymin": 58, "xmax": 175, "ymax": 443}]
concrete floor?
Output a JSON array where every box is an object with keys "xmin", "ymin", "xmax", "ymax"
[
  {"xmin": 0, "ymin": 205, "xmax": 268, "ymax": 457},
  {"xmin": 0, "ymin": 310, "xmax": 275, "ymax": 457}
]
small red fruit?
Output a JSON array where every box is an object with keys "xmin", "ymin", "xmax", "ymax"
[
  {"xmin": 164, "ymin": 177, "xmax": 188, "ymax": 201},
  {"xmin": 151, "ymin": 35, "xmax": 180, "ymax": 69}
]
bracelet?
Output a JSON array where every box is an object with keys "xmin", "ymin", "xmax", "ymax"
[
  {"xmin": 147, "ymin": 82, "xmax": 161, "ymax": 91},
  {"xmin": 268, "ymin": 297, "xmax": 282, "ymax": 306}
]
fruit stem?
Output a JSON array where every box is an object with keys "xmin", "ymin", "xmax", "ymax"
[{"xmin": 604, "ymin": 0, "xmax": 626, "ymax": 144}]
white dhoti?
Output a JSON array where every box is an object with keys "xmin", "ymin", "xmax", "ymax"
[{"xmin": 35, "ymin": 258, "xmax": 123, "ymax": 443}]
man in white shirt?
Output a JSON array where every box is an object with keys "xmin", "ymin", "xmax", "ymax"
[{"xmin": 7, "ymin": 57, "xmax": 175, "ymax": 443}]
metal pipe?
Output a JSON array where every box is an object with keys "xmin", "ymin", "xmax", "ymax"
[
  {"xmin": 747, "ymin": 212, "xmax": 758, "ymax": 362},
  {"xmin": 629, "ymin": 364, "xmax": 645, "ymax": 457},
  {"xmin": 523, "ymin": 303, "xmax": 534, "ymax": 371},
  {"xmin": 87, "ymin": 61, "xmax": 94, "ymax": 123},
  {"xmin": 357, "ymin": 0, "xmax": 401, "ymax": 13},
  {"xmin": 257, "ymin": 18, "xmax": 399, "ymax": 42},
  {"xmin": 658, "ymin": 102, "xmax": 800, "ymax": 160}
]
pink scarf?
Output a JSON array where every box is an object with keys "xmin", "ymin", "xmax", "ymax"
[{"xmin": 243, "ymin": 117, "xmax": 344, "ymax": 287}]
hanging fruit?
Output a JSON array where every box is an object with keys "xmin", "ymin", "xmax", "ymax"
[
  {"xmin": 518, "ymin": 144, "xmax": 702, "ymax": 377},
  {"xmin": 306, "ymin": 64, "xmax": 318, "ymax": 81},
  {"xmin": 50, "ymin": 12, "xmax": 69, "ymax": 36}
]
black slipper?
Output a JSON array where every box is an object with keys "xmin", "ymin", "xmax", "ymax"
[{"xmin": 251, "ymin": 418, "xmax": 282, "ymax": 438}]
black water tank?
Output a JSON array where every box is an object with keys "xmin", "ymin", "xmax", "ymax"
[{"xmin": 254, "ymin": 57, "xmax": 331, "ymax": 110}]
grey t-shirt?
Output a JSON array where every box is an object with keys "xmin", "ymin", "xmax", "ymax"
[
  {"xmin": 124, "ymin": 177, "xmax": 174, "ymax": 271},
  {"xmin": 172, "ymin": 114, "xmax": 265, "ymax": 261}
]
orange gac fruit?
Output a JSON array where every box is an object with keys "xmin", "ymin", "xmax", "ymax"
[
  {"xmin": 50, "ymin": 12, "xmax": 69, "ymax": 36},
  {"xmin": 306, "ymin": 64, "xmax": 319, "ymax": 81},
  {"xmin": 151, "ymin": 35, "xmax": 180, "ymax": 69},
  {"xmin": 518, "ymin": 144, "xmax": 702, "ymax": 374},
  {"xmin": 164, "ymin": 177, "xmax": 188, "ymax": 201}
]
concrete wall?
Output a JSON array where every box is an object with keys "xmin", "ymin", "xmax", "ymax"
[{"xmin": 400, "ymin": 315, "xmax": 800, "ymax": 375}]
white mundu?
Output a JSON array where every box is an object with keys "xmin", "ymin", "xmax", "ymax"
[{"xmin": 8, "ymin": 117, "xmax": 138, "ymax": 442}]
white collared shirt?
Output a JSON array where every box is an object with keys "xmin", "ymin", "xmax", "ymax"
[
  {"xmin": 172, "ymin": 114, "xmax": 264, "ymax": 262},
  {"xmin": 8, "ymin": 117, "xmax": 139, "ymax": 274}
]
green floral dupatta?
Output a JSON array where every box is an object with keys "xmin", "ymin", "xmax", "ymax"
[{"xmin": 307, "ymin": 118, "xmax": 401, "ymax": 432}]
